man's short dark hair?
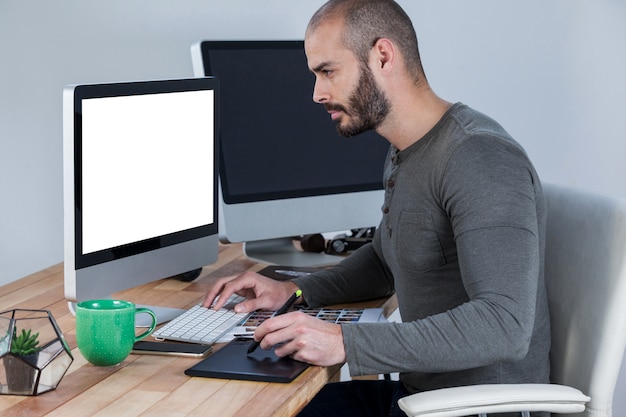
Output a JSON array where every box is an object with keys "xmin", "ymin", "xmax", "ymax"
[{"xmin": 307, "ymin": 0, "xmax": 426, "ymax": 83}]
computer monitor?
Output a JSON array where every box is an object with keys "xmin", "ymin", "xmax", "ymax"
[
  {"xmin": 63, "ymin": 77, "xmax": 220, "ymax": 324},
  {"xmin": 191, "ymin": 40, "xmax": 389, "ymax": 266}
]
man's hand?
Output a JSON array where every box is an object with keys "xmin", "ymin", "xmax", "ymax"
[
  {"xmin": 202, "ymin": 271, "xmax": 300, "ymax": 313},
  {"xmin": 203, "ymin": 271, "xmax": 345, "ymax": 366},
  {"xmin": 254, "ymin": 311, "xmax": 346, "ymax": 367}
]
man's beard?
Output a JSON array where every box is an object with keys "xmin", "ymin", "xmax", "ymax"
[{"xmin": 325, "ymin": 65, "xmax": 391, "ymax": 138}]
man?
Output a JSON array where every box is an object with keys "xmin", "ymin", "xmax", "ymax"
[{"xmin": 204, "ymin": 1, "xmax": 550, "ymax": 416}]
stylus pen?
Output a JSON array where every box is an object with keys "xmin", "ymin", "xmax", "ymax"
[
  {"xmin": 247, "ymin": 289, "xmax": 303, "ymax": 354},
  {"xmin": 275, "ymin": 270, "xmax": 312, "ymax": 278}
]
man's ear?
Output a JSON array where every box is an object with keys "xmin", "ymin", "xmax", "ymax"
[{"xmin": 371, "ymin": 38, "xmax": 396, "ymax": 72}]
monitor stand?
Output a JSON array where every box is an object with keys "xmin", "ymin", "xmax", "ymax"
[
  {"xmin": 135, "ymin": 305, "xmax": 186, "ymax": 327},
  {"xmin": 67, "ymin": 301, "xmax": 185, "ymax": 328},
  {"xmin": 243, "ymin": 237, "xmax": 343, "ymax": 267}
]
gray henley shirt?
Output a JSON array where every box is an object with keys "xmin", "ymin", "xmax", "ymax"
[{"xmin": 294, "ymin": 102, "xmax": 551, "ymax": 393}]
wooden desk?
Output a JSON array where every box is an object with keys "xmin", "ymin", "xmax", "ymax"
[{"xmin": 0, "ymin": 244, "xmax": 397, "ymax": 417}]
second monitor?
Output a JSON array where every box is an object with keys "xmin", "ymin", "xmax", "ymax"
[{"xmin": 191, "ymin": 40, "xmax": 389, "ymax": 266}]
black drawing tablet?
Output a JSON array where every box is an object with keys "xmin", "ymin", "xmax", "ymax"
[{"xmin": 184, "ymin": 337, "xmax": 310, "ymax": 383}]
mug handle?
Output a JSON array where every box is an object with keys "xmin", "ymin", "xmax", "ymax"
[{"xmin": 134, "ymin": 308, "xmax": 158, "ymax": 341}]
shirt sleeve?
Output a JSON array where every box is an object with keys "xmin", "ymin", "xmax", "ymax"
[{"xmin": 292, "ymin": 234, "xmax": 395, "ymax": 308}]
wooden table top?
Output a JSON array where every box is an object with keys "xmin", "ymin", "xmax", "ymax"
[{"xmin": 0, "ymin": 244, "xmax": 396, "ymax": 417}]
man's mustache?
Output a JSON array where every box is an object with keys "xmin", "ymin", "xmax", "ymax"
[{"xmin": 324, "ymin": 103, "xmax": 350, "ymax": 115}]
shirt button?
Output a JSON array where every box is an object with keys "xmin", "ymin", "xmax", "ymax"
[
  {"xmin": 387, "ymin": 179, "xmax": 395, "ymax": 188},
  {"xmin": 383, "ymin": 207, "xmax": 390, "ymax": 214}
]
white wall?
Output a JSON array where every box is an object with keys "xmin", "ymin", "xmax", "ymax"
[
  {"xmin": 2, "ymin": 0, "xmax": 625, "ymax": 284},
  {"xmin": 0, "ymin": 0, "xmax": 325, "ymax": 286},
  {"xmin": 1, "ymin": 0, "xmax": 625, "ymax": 411}
]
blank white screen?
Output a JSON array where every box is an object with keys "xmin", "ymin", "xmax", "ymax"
[{"xmin": 81, "ymin": 90, "xmax": 214, "ymax": 255}]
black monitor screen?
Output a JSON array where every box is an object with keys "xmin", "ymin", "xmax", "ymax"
[{"xmin": 199, "ymin": 41, "xmax": 389, "ymax": 205}]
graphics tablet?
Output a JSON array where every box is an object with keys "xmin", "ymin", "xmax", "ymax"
[{"xmin": 184, "ymin": 337, "xmax": 309, "ymax": 383}]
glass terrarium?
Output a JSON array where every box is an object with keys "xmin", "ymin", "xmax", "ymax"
[{"xmin": 0, "ymin": 309, "xmax": 73, "ymax": 396}]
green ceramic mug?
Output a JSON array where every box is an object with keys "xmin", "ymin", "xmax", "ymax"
[{"xmin": 75, "ymin": 299, "xmax": 157, "ymax": 366}]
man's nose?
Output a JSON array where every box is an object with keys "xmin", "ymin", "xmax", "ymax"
[{"xmin": 312, "ymin": 79, "xmax": 329, "ymax": 104}]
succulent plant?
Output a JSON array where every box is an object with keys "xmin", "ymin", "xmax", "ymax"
[{"xmin": 10, "ymin": 328, "xmax": 40, "ymax": 357}]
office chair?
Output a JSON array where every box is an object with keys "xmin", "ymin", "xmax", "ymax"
[{"xmin": 398, "ymin": 183, "xmax": 626, "ymax": 417}]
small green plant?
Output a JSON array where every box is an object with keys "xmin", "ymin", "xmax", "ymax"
[{"xmin": 10, "ymin": 328, "xmax": 40, "ymax": 357}]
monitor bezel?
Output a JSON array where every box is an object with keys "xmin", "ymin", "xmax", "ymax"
[{"xmin": 70, "ymin": 78, "xmax": 220, "ymax": 270}]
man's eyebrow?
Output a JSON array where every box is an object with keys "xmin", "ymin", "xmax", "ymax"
[{"xmin": 311, "ymin": 61, "xmax": 334, "ymax": 73}]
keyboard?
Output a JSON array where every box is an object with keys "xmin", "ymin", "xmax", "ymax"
[{"xmin": 152, "ymin": 294, "xmax": 249, "ymax": 345}]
